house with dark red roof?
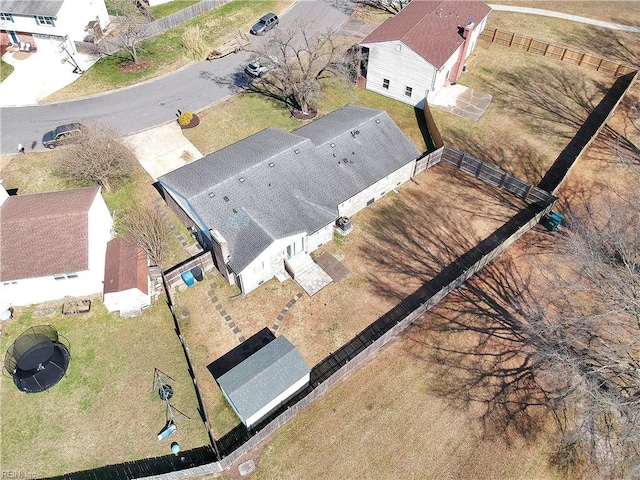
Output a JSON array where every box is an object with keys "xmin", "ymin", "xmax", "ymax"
[
  {"xmin": 103, "ymin": 237, "xmax": 151, "ymax": 316},
  {"xmin": 0, "ymin": 182, "xmax": 113, "ymax": 307},
  {"xmin": 359, "ymin": 0, "xmax": 491, "ymax": 106}
]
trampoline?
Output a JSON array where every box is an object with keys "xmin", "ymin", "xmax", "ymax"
[{"xmin": 3, "ymin": 325, "xmax": 71, "ymax": 393}]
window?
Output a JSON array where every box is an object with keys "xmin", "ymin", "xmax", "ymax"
[
  {"xmin": 382, "ymin": 78, "xmax": 389, "ymax": 90},
  {"xmin": 0, "ymin": 12, "xmax": 13, "ymax": 22},
  {"xmin": 35, "ymin": 15, "xmax": 54, "ymax": 26},
  {"xmin": 405, "ymin": 86, "xmax": 413, "ymax": 97}
]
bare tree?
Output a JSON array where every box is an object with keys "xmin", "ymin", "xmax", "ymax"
[
  {"xmin": 118, "ymin": 206, "xmax": 171, "ymax": 267},
  {"xmin": 105, "ymin": 0, "xmax": 151, "ymax": 64},
  {"xmin": 411, "ymin": 184, "xmax": 640, "ymax": 478},
  {"xmin": 57, "ymin": 123, "xmax": 136, "ymax": 192},
  {"xmin": 251, "ymin": 22, "xmax": 355, "ymax": 115},
  {"xmin": 330, "ymin": 0, "xmax": 411, "ymax": 14}
]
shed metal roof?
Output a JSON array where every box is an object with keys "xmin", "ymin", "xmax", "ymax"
[
  {"xmin": 217, "ymin": 336, "xmax": 310, "ymax": 425},
  {"xmin": 158, "ymin": 105, "xmax": 421, "ymax": 272}
]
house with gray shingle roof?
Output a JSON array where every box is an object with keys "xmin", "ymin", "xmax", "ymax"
[
  {"xmin": 0, "ymin": 183, "xmax": 113, "ymax": 307},
  {"xmin": 216, "ymin": 335, "xmax": 310, "ymax": 429},
  {"xmin": 158, "ymin": 105, "xmax": 421, "ymax": 294},
  {"xmin": 0, "ymin": 0, "xmax": 110, "ymax": 48},
  {"xmin": 359, "ymin": 0, "xmax": 491, "ymax": 106}
]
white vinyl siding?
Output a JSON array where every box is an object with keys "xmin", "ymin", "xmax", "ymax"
[
  {"xmin": 338, "ymin": 161, "xmax": 415, "ymax": 218},
  {"xmin": 362, "ymin": 41, "xmax": 436, "ymax": 107}
]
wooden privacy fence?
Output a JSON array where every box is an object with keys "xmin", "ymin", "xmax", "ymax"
[
  {"xmin": 479, "ymin": 28, "xmax": 636, "ymax": 77},
  {"xmin": 163, "ymin": 250, "xmax": 216, "ymax": 290},
  {"xmin": 144, "ymin": 0, "xmax": 232, "ymax": 37},
  {"xmin": 414, "ymin": 147, "xmax": 444, "ymax": 175},
  {"xmin": 98, "ymin": 0, "xmax": 231, "ymax": 55},
  {"xmin": 440, "ymin": 146, "xmax": 556, "ymax": 205}
]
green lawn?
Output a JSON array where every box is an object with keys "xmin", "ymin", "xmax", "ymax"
[
  {"xmin": 183, "ymin": 76, "xmax": 428, "ymax": 156},
  {"xmin": 0, "ymin": 299, "xmax": 210, "ymax": 477},
  {"xmin": 47, "ymin": 0, "xmax": 293, "ymax": 101},
  {"xmin": 0, "ymin": 58, "xmax": 14, "ymax": 82},
  {"xmin": 149, "ymin": 0, "xmax": 200, "ymax": 19}
]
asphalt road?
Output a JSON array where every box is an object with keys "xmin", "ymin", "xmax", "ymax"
[{"xmin": 0, "ymin": 1, "xmax": 349, "ymax": 155}]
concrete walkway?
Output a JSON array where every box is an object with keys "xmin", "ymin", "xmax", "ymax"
[{"xmin": 487, "ymin": 4, "xmax": 640, "ymax": 33}]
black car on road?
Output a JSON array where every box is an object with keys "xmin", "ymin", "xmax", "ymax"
[{"xmin": 42, "ymin": 123, "xmax": 86, "ymax": 148}]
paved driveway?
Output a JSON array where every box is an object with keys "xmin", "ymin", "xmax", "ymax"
[{"xmin": 123, "ymin": 123, "xmax": 203, "ymax": 181}]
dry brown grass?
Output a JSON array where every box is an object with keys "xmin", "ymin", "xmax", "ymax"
[
  {"xmin": 436, "ymin": 40, "xmax": 616, "ymax": 184},
  {"xmin": 491, "ymin": 0, "xmax": 640, "ymax": 26},
  {"xmin": 173, "ymin": 162, "xmax": 527, "ymax": 439},
  {"xmin": 486, "ymin": 11, "xmax": 640, "ymax": 69}
]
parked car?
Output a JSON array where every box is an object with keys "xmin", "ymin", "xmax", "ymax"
[
  {"xmin": 245, "ymin": 55, "xmax": 278, "ymax": 78},
  {"xmin": 42, "ymin": 123, "xmax": 86, "ymax": 148},
  {"xmin": 250, "ymin": 13, "xmax": 278, "ymax": 35}
]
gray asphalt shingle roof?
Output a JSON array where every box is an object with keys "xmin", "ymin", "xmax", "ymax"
[
  {"xmin": 217, "ymin": 336, "xmax": 310, "ymax": 425},
  {"xmin": 0, "ymin": 0, "xmax": 64, "ymax": 16},
  {"xmin": 158, "ymin": 105, "xmax": 421, "ymax": 272}
]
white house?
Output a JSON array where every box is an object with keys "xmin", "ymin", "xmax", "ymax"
[
  {"xmin": 216, "ymin": 336, "xmax": 310, "ymax": 429},
  {"xmin": 359, "ymin": 0, "xmax": 491, "ymax": 107},
  {"xmin": 0, "ymin": 0, "xmax": 110, "ymax": 48},
  {"xmin": 0, "ymin": 184, "xmax": 113, "ymax": 307},
  {"xmin": 103, "ymin": 237, "xmax": 151, "ymax": 316},
  {"xmin": 158, "ymin": 105, "xmax": 421, "ymax": 295}
]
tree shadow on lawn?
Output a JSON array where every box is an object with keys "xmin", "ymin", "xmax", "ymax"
[
  {"xmin": 571, "ymin": 27, "xmax": 640, "ymax": 70},
  {"xmin": 487, "ymin": 64, "xmax": 611, "ymax": 139},
  {"xmin": 358, "ymin": 168, "xmax": 525, "ymax": 304},
  {"xmin": 400, "ymin": 250, "xmax": 563, "ymax": 446},
  {"xmin": 199, "ymin": 66, "xmax": 299, "ymax": 112}
]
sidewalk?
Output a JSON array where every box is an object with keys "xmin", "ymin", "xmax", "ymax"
[{"xmin": 487, "ymin": 4, "xmax": 640, "ymax": 33}]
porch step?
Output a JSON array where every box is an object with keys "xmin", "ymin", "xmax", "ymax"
[{"xmin": 285, "ymin": 254, "xmax": 332, "ymax": 296}]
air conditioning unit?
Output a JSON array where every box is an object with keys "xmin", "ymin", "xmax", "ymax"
[{"xmin": 335, "ymin": 216, "xmax": 353, "ymax": 236}]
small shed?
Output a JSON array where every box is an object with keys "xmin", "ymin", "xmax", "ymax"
[
  {"xmin": 103, "ymin": 238, "xmax": 150, "ymax": 316},
  {"xmin": 216, "ymin": 336, "xmax": 310, "ymax": 429}
]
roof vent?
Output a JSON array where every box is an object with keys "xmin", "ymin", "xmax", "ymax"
[
  {"xmin": 223, "ymin": 196, "xmax": 229, "ymax": 202},
  {"xmin": 330, "ymin": 143, "xmax": 335, "ymax": 148},
  {"xmin": 268, "ymin": 162, "xmax": 275, "ymax": 167},
  {"xmin": 342, "ymin": 158, "xmax": 349, "ymax": 164},
  {"xmin": 239, "ymin": 177, "xmax": 245, "ymax": 183},
  {"xmin": 208, "ymin": 192, "xmax": 215, "ymax": 198},
  {"xmin": 294, "ymin": 149, "xmax": 300, "ymax": 154},
  {"xmin": 232, "ymin": 208, "xmax": 238, "ymax": 214},
  {"xmin": 375, "ymin": 119, "xmax": 380, "ymax": 124}
]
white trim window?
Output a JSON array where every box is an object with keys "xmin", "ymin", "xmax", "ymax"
[
  {"xmin": 35, "ymin": 15, "xmax": 55, "ymax": 26},
  {"xmin": 0, "ymin": 12, "xmax": 14, "ymax": 22}
]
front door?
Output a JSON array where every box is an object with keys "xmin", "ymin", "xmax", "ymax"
[{"xmin": 286, "ymin": 237, "xmax": 304, "ymax": 259}]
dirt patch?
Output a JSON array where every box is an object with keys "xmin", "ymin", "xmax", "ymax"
[
  {"xmin": 117, "ymin": 58, "xmax": 153, "ymax": 74},
  {"xmin": 291, "ymin": 107, "xmax": 317, "ymax": 120}
]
